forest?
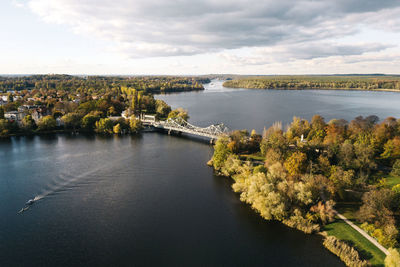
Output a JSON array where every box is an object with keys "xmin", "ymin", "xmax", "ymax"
[
  {"xmin": 0, "ymin": 75, "xmax": 208, "ymax": 93},
  {"xmin": 210, "ymin": 115, "xmax": 400, "ymax": 266},
  {"xmin": 223, "ymin": 75, "xmax": 400, "ymax": 91}
]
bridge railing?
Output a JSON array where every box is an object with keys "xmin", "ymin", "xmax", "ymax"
[{"xmin": 149, "ymin": 117, "xmax": 230, "ymax": 139}]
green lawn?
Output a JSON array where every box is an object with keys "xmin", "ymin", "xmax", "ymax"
[
  {"xmin": 324, "ymin": 219, "xmax": 386, "ymax": 266},
  {"xmin": 335, "ymin": 202, "xmax": 361, "ymax": 222},
  {"xmin": 239, "ymin": 153, "xmax": 265, "ymax": 161},
  {"xmin": 384, "ymin": 174, "xmax": 400, "ymax": 188}
]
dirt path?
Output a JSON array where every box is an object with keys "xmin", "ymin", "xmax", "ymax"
[{"xmin": 336, "ymin": 212, "xmax": 388, "ymax": 255}]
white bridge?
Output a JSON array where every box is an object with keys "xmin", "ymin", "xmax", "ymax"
[{"xmin": 143, "ymin": 117, "xmax": 230, "ymax": 140}]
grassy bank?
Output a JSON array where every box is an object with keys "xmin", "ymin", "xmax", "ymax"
[{"xmin": 324, "ymin": 219, "xmax": 386, "ymax": 266}]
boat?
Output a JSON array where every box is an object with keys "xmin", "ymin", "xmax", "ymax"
[{"xmin": 26, "ymin": 199, "xmax": 35, "ymax": 205}]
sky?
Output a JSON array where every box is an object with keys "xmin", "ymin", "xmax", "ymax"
[{"xmin": 1, "ymin": 0, "xmax": 400, "ymax": 75}]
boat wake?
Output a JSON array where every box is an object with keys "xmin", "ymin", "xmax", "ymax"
[{"xmin": 18, "ymin": 152, "xmax": 131, "ymax": 214}]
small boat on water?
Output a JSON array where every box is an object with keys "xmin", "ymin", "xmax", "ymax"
[{"xmin": 26, "ymin": 199, "xmax": 35, "ymax": 205}]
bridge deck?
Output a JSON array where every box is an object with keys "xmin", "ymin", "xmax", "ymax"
[{"xmin": 142, "ymin": 118, "xmax": 228, "ymax": 140}]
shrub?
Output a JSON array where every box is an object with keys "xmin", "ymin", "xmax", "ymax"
[
  {"xmin": 385, "ymin": 248, "xmax": 400, "ymax": 267},
  {"xmin": 391, "ymin": 159, "xmax": 400, "ymax": 176},
  {"xmin": 323, "ymin": 236, "xmax": 369, "ymax": 267},
  {"xmin": 360, "ymin": 223, "xmax": 398, "ymax": 248}
]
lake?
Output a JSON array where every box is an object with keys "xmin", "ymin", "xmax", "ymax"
[
  {"xmin": 158, "ymin": 80, "xmax": 400, "ymax": 133},
  {"xmin": 2, "ymin": 81, "xmax": 400, "ymax": 266}
]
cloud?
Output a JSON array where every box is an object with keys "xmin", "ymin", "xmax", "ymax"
[
  {"xmin": 221, "ymin": 43, "xmax": 392, "ymax": 66},
  {"xmin": 21, "ymin": 0, "xmax": 400, "ymax": 59}
]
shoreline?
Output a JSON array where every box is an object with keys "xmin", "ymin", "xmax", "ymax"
[{"xmin": 223, "ymin": 85, "xmax": 400, "ymax": 93}]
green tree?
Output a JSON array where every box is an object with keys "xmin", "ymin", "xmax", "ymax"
[
  {"xmin": 81, "ymin": 112, "xmax": 101, "ymax": 132},
  {"xmin": 21, "ymin": 115, "xmax": 36, "ymax": 132},
  {"xmin": 212, "ymin": 137, "xmax": 231, "ymax": 170},
  {"xmin": 168, "ymin": 108, "xmax": 189, "ymax": 121},
  {"xmin": 37, "ymin": 115, "xmax": 56, "ymax": 131},
  {"xmin": 381, "ymin": 137, "xmax": 400, "ymax": 163},
  {"xmin": 0, "ymin": 119, "xmax": 10, "ymax": 137},
  {"xmin": 61, "ymin": 113, "xmax": 82, "ymax": 130},
  {"xmin": 129, "ymin": 118, "xmax": 142, "ymax": 133},
  {"xmin": 391, "ymin": 159, "xmax": 400, "ymax": 176},
  {"xmin": 155, "ymin": 99, "xmax": 171, "ymax": 119},
  {"xmin": 95, "ymin": 118, "xmax": 114, "ymax": 134}
]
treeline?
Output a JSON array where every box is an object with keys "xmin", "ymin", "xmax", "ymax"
[
  {"xmin": 223, "ymin": 76, "xmax": 400, "ymax": 91},
  {"xmin": 0, "ymin": 75, "xmax": 208, "ymax": 93},
  {"xmin": 210, "ymin": 115, "xmax": 400, "ymax": 265}
]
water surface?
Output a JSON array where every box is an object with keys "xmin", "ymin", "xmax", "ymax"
[
  {"xmin": 0, "ymin": 134, "xmax": 342, "ymax": 266},
  {"xmin": 157, "ymin": 80, "xmax": 400, "ymax": 132}
]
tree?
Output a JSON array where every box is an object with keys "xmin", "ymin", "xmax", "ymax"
[
  {"xmin": 338, "ymin": 141, "xmax": 355, "ymax": 169},
  {"xmin": 168, "ymin": 108, "xmax": 189, "ymax": 121},
  {"xmin": 0, "ymin": 106, "xmax": 4, "ymax": 119},
  {"xmin": 37, "ymin": 115, "xmax": 56, "ymax": 131},
  {"xmin": 357, "ymin": 188, "xmax": 397, "ymax": 231},
  {"xmin": 21, "ymin": 115, "xmax": 36, "ymax": 132},
  {"xmin": 129, "ymin": 118, "xmax": 142, "ymax": 133},
  {"xmin": 286, "ymin": 116, "xmax": 310, "ymax": 142},
  {"xmin": 155, "ymin": 99, "xmax": 171, "ymax": 119},
  {"xmin": 329, "ymin": 166, "xmax": 355, "ymax": 198},
  {"xmin": 0, "ymin": 119, "xmax": 10, "ymax": 137},
  {"xmin": 81, "ymin": 113, "xmax": 100, "ymax": 132},
  {"xmin": 284, "ymin": 151, "xmax": 307, "ymax": 177},
  {"xmin": 61, "ymin": 113, "xmax": 82, "ymax": 130},
  {"xmin": 260, "ymin": 122, "xmax": 287, "ymax": 156},
  {"xmin": 95, "ymin": 118, "xmax": 114, "ymax": 134},
  {"xmin": 324, "ymin": 119, "xmax": 348, "ymax": 146},
  {"xmin": 384, "ymin": 248, "xmax": 400, "ymax": 267},
  {"xmin": 113, "ymin": 123, "xmax": 121, "ymax": 134},
  {"xmin": 354, "ymin": 142, "xmax": 377, "ymax": 177},
  {"xmin": 381, "ymin": 137, "xmax": 400, "ymax": 163},
  {"xmin": 391, "ymin": 159, "xmax": 400, "ymax": 176},
  {"xmin": 212, "ymin": 137, "xmax": 231, "ymax": 170}
]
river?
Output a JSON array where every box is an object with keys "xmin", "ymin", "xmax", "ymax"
[{"xmin": 2, "ymin": 81, "xmax": 400, "ymax": 266}]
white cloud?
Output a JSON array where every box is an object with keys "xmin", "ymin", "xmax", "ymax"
[{"xmin": 21, "ymin": 0, "xmax": 400, "ymax": 58}]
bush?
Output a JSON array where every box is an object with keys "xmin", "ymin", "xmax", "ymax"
[
  {"xmin": 360, "ymin": 223, "xmax": 398, "ymax": 248},
  {"xmin": 385, "ymin": 248, "xmax": 400, "ymax": 267},
  {"xmin": 323, "ymin": 236, "xmax": 369, "ymax": 267},
  {"xmin": 391, "ymin": 159, "xmax": 400, "ymax": 176},
  {"xmin": 283, "ymin": 209, "xmax": 320, "ymax": 234},
  {"xmin": 253, "ymin": 165, "xmax": 267, "ymax": 174}
]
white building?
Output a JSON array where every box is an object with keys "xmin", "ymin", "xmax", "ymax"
[{"xmin": 4, "ymin": 111, "xmax": 25, "ymax": 124}]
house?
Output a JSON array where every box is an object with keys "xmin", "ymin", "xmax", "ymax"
[
  {"xmin": 32, "ymin": 107, "xmax": 51, "ymax": 123},
  {"xmin": 4, "ymin": 111, "xmax": 25, "ymax": 124},
  {"xmin": 18, "ymin": 105, "xmax": 37, "ymax": 113}
]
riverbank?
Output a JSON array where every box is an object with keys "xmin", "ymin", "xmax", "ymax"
[
  {"xmin": 223, "ymin": 76, "xmax": 400, "ymax": 92},
  {"xmin": 208, "ymin": 115, "xmax": 400, "ymax": 266}
]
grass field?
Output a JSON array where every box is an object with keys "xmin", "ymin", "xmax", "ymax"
[
  {"xmin": 324, "ymin": 219, "xmax": 386, "ymax": 266},
  {"xmin": 384, "ymin": 174, "xmax": 400, "ymax": 188}
]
